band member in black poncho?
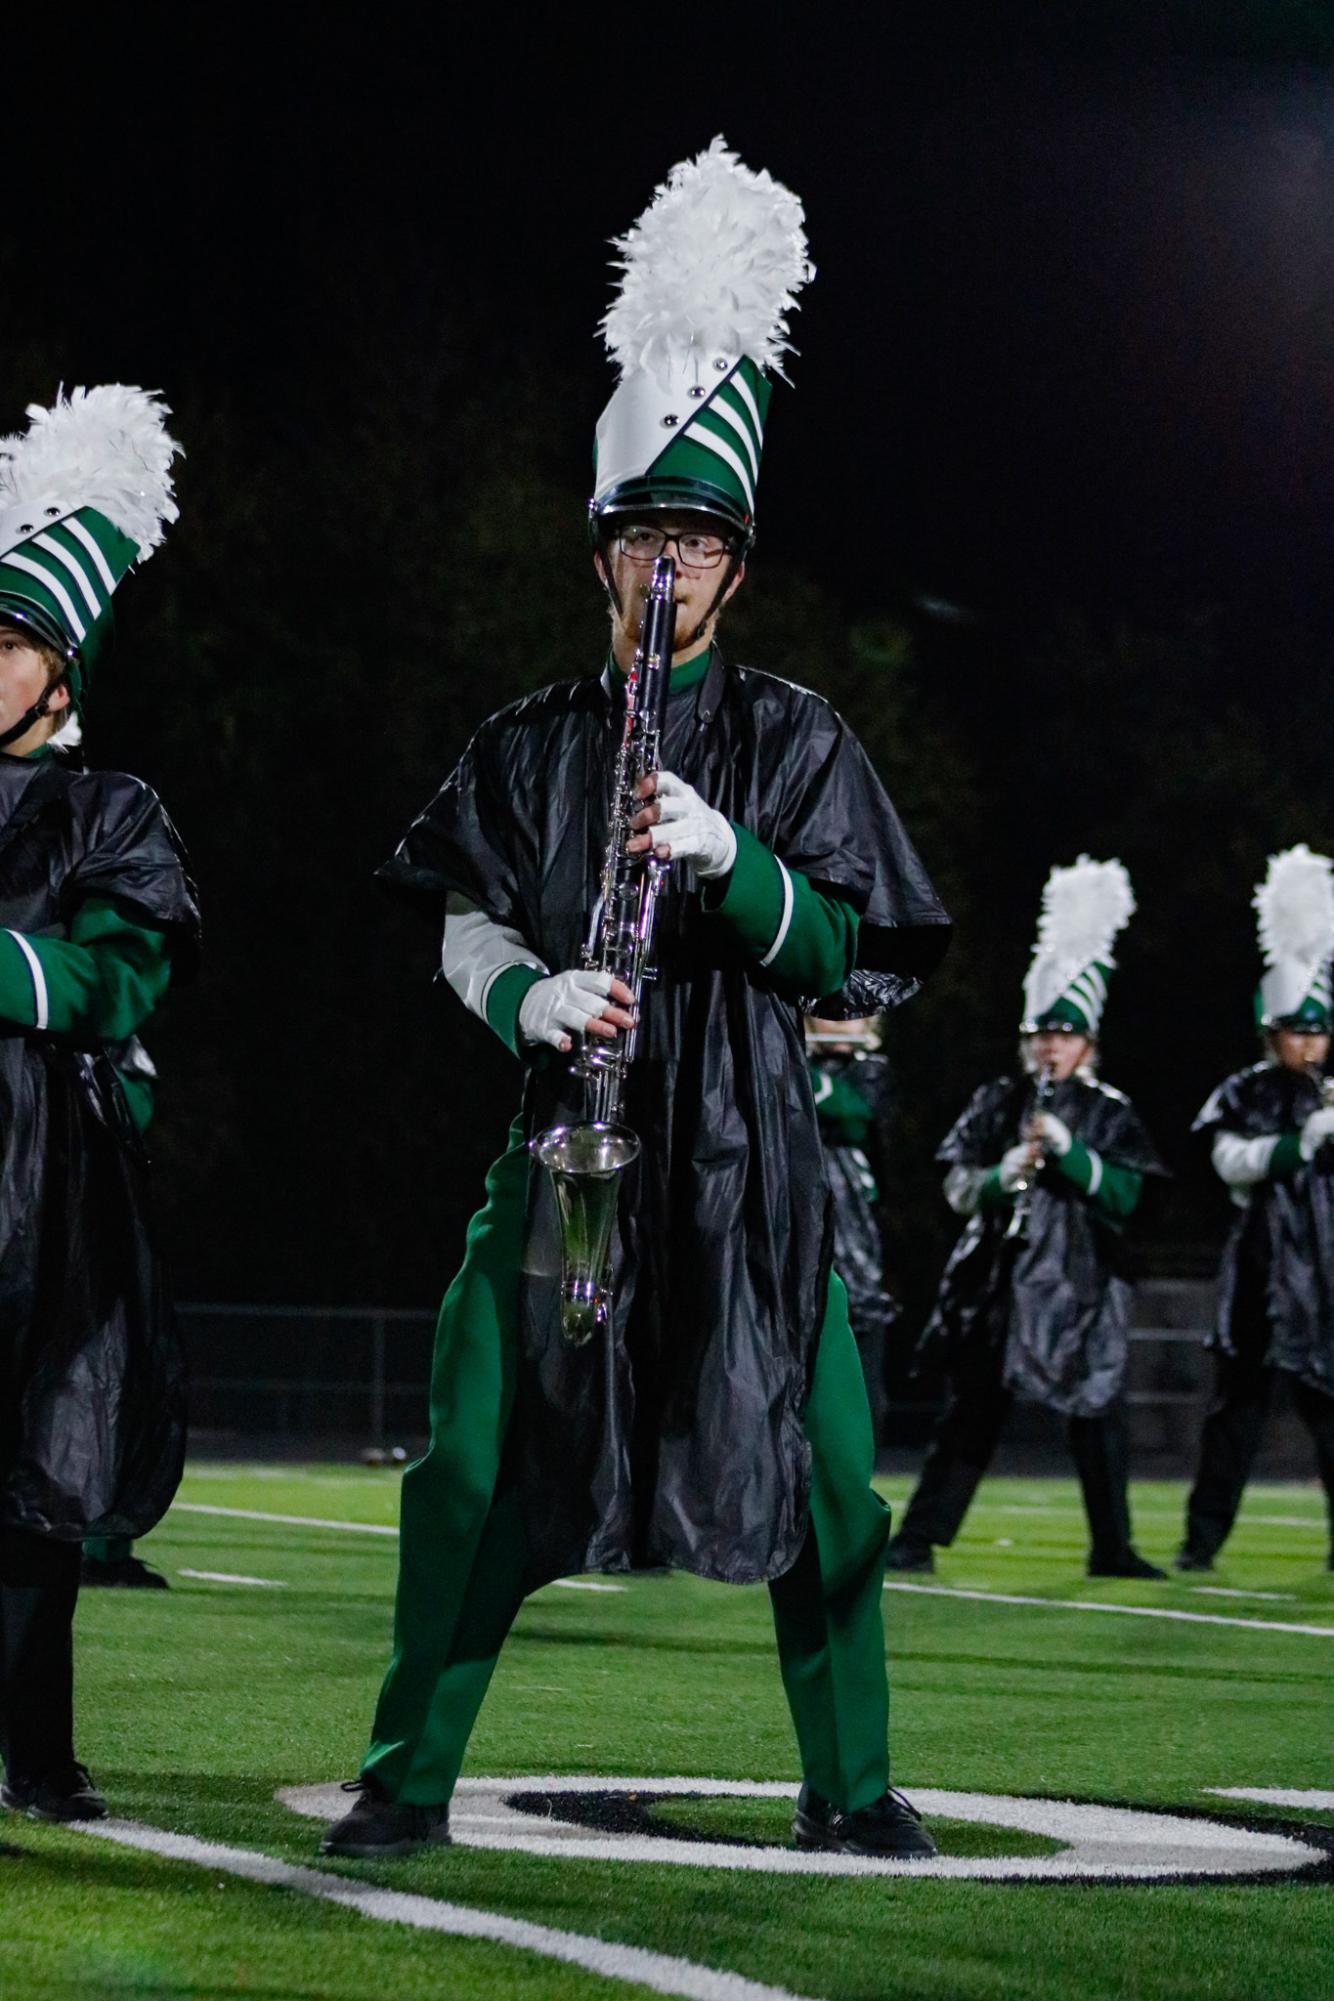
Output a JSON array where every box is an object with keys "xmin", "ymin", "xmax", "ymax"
[
  {"xmin": 1179, "ymin": 845, "xmax": 1334, "ymax": 1572},
  {"xmin": 324, "ymin": 140, "xmax": 951, "ymax": 1864},
  {"xmin": 0, "ymin": 389, "xmax": 197, "ymax": 1823},
  {"xmin": 888, "ymin": 858, "xmax": 1167, "ymax": 1580}
]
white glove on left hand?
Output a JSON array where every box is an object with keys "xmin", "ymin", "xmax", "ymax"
[
  {"xmin": 998, "ymin": 1143, "xmax": 1036, "ymax": 1193},
  {"xmin": 1300, "ymin": 1105, "xmax": 1334, "ymax": 1161},
  {"xmin": 641, "ymin": 771, "xmax": 737, "ymax": 879},
  {"xmin": 1031, "ymin": 1112, "xmax": 1074, "ymax": 1157}
]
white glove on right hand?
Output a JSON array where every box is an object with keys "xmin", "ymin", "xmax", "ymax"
[
  {"xmin": 1299, "ymin": 1105, "xmax": 1334, "ymax": 1161},
  {"xmin": 518, "ymin": 968, "xmax": 618, "ymax": 1053},
  {"xmin": 998, "ymin": 1142, "xmax": 1036, "ymax": 1193}
]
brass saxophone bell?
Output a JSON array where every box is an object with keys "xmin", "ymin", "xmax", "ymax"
[{"xmin": 531, "ymin": 1121, "xmax": 641, "ymax": 1346}]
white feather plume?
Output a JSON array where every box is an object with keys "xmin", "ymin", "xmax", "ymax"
[
  {"xmin": 601, "ymin": 135, "xmax": 814, "ymax": 383},
  {"xmin": 1253, "ymin": 844, "xmax": 1334, "ymax": 969},
  {"xmin": 0, "ymin": 385, "xmax": 180, "ymax": 557},
  {"xmin": 48, "ymin": 711, "xmax": 83, "ymax": 749},
  {"xmin": 1024, "ymin": 855, "xmax": 1136, "ymax": 1015}
]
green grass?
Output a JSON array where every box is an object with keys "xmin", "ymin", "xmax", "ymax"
[{"xmin": 1, "ymin": 1466, "xmax": 1331, "ymax": 2000}]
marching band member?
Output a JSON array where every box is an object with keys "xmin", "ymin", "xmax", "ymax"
[
  {"xmin": 1178, "ymin": 846, "xmax": 1334, "ymax": 1571},
  {"xmin": 806, "ymin": 1015, "xmax": 897, "ymax": 1442},
  {"xmin": 887, "ymin": 859, "xmax": 1167, "ymax": 1579},
  {"xmin": 324, "ymin": 140, "xmax": 950, "ymax": 1862},
  {"xmin": 0, "ymin": 390, "xmax": 197, "ymax": 1821}
]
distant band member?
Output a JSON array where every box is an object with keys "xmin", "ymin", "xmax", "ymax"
[
  {"xmin": 1179, "ymin": 845, "xmax": 1334, "ymax": 1572},
  {"xmin": 887, "ymin": 858, "xmax": 1167, "ymax": 1579},
  {"xmin": 806, "ymin": 1015, "xmax": 896, "ymax": 1442}
]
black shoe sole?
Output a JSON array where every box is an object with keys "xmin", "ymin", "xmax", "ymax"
[
  {"xmin": 1, "ymin": 1786, "xmax": 107, "ymax": 1823},
  {"xmin": 791, "ymin": 1808, "xmax": 937, "ymax": 1860},
  {"xmin": 319, "ymin": 1827, "xmax": 452, "ymax": 1859}
]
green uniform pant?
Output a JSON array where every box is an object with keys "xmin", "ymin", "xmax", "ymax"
[{"xmin": 364, "ymin": 1126, "xmax": 892, "ymax": 1812}]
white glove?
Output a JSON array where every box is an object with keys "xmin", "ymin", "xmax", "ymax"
[
  {"xmin": 1299, "ymin": 1106, "xmax": 1334, "ymax": 1161},
  {"xmin": 518, "ymin": 968, "xmax": 621, "ymax": 1052},
  {"xmin": 1031, "ymin": 1112, "xmax": 1074, "ymax": 1157},
  {"xmin": 998, "ymin": 1143, "xmax": 1036, "ymax": 1193},
  {"xmin": 642, "ymin": 771, "xmax": 737, "ymax": 879}
]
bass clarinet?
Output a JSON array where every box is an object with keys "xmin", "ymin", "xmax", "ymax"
[
  {"xmin": 531, "ymin": 555, "xmax": 677, "ymax": 1344},
  {"xmin": 1004, "ymin": 1061, "xmax": 1056, "ymax": 1242}
]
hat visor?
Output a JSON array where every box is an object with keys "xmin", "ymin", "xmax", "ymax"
[{"xmin": 590, "ymin": 475, "xmax": 753, "ymax": 540}]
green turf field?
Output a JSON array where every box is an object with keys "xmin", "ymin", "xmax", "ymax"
[{"xmin": 3, "ymin": 1467, "xmax": 1331, "ymax": 2001}]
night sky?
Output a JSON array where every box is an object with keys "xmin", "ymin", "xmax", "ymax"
[{"xmin": 7, "ymin": 5, "xmax": 1334, "ymax": 1305}]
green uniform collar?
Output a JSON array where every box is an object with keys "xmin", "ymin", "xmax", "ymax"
[{"xmin": 607, "ymin": 644, "xmax": 713, "ymax": 695}]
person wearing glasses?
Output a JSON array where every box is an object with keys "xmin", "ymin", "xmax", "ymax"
[
  {"xmin": 886, "ymin": 859, "xmax": 1167, "ymax": 1581},
  {"xmin": 324, "ymin": 140, "xmax": 950, "ymax": 1864},
  {"xmin": 1177, "ymin": 846, "xmax": 1334, "ymax": 1573}
]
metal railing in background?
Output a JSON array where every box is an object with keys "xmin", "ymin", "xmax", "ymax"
[{"xmin": 179, "ymin": 1283, "xmax": 1316, "ymax": 1476}]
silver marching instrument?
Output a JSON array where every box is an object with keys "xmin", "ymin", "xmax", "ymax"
[
  {"xmin": 1004, "ymin": 1061, "xmax": 1056, "ymax": 1242},
  {"xmin": 531, "ymin": 555, "xmax": 677, "ymax": 1345}
]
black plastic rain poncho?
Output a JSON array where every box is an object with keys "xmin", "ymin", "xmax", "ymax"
[
  {"xmin": 1194, "ymin": 1062, "xmax": 1334, "ymax": 1396},
  {"xmin": 383, "ymin": 652, "xmax": 949, "ymax": 1584},
  {"xmin": 918, "ymin": 1073, "xmax": 1165, "ymax": 1418},
  {"xmin": 0, "ymin": 753, "xmax": 198, "ymax": 1541}
]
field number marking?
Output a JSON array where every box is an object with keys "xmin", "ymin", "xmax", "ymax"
[{"xmin": 279, "ymin": 1778, "xmax": 1327, "ymax": 1882}]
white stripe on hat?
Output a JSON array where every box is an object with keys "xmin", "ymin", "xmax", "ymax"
[
  {"xmin": 687, "ymin": 424, "xmax": 755, "ymax": 511},
  {"xmin": 710, "ymin": 395, "xmax": 760, "ymax": 481},
  {"xmin": 33, "ymin": 533, "xmax": 101, "ymax": 619},
  {"xmin": 2, "ymin": 552, "xmax": 86, "ymax": 643},
  {"xmin": 64, "ymin": 515, "xmax": 118, "ymax": 593},
  {"xmin": 730, "ymin": 369, "xmax": 766, "ymax": 445}
]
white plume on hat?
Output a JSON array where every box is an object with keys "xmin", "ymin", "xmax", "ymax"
[
  {"xmin": 601, "ymin": 135, "xmax": 814, "ymax": 385},
  {"xmin": 1254, "ymin": 843, "xmax": 1334, "ymax": 1024},
  {"xmin": 0, "ymin": 385, "xmax": 180, "ymax": 557},
  {"xmin": 1022, "ymin": 856, "xmax": 1136, "ymax": 1031}
]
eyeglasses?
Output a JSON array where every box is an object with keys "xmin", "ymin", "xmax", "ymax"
[{"xmin": 616, "ymin": 525, "xmax": 734, "ymax": 570}]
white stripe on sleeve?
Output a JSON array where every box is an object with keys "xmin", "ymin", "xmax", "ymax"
[
  {"xmin": 759, "ymin": 858, "xmax": 795, "ymax": 968},
  {"xmin": 6, "ymin": 930, "xmax": 48, "ymax": 1029},
  {"xmin": 1085, "ymin": 1148, "xmax": 1103, "ymax": 1197}
]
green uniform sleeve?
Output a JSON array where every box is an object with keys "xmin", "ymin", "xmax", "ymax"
[
  {"xmin": 1053, "ymin": 1137, "xmax": 1143, "ymax": 1220},
  {"xmin": 703, "ymin": 822, "xmax": 859, "ymax": 1000},
  {"xmin": 0, "ymin": 896, "xmax": 173, "ymax": 1042},
  {"xmin": 976, "ymin": 1168, "xmax": 1013, "ymax": 1214},
  {"xmin": 484, "ymin": 962, "xmax": 547, "ymax": 1057},
  {"xmin": 1268, "ymin": 1132, "xmax": 1304, "ymax": 1180}
]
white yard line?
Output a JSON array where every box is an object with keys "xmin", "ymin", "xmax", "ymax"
[
  {"xmin": 552, "ymin": 1580, "xmax": 628, "ymax": 1594},
  {"xmin": 1190, "ymin": 1586, "xmax": 1295, "ymax": 1603},
  {"xmin": 79, "ymin": 1819, "xmax": 816, "ymax": 2001},
  {"xmin": 987, "ymin": 1502, "xmax": 1325, "ymax": 1532},
  {"xmin": 883, "ymin": 1580, "xmax": 1334, "ymax": 1638},
  {"xmin": 173, "ymin": 1502, "xmax": 397, "ymax": 1536},
  {"xmin": 178, "ymin": 1569, "xmax": 287, "ymax": 1588}
]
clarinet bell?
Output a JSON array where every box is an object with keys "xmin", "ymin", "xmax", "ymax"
[{"xmin": 531, "ymin": 1122, "xmax": 641, "ymax": 1345}]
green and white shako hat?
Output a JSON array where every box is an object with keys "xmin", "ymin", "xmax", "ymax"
[
  {"xmin": 1020, "ymin": 856, "xmax": 1135, "ymax": 1037},
  {"xmin": 591, "ymin": 136, "xmax": 814, "ymax": 545},
  {"xmin": 1253, "ymin": 844, "xmax": 1334, "ymax": 1031},
  {"xmin": 0, "ymin": 386, "xmax": 181, "ymax": 710}
]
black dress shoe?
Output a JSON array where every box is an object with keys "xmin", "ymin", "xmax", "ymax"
[
  {"xmin": 320, "ymin": 1775, "xmax": 451, "ymax": 1857},
  {"xmin": 884, "ymin": 1537, "xmax": 935, "ymax": 1574},
  {"xmin": 793, "ymin": 1783, "xmax": 937, "ymax": 1858},
  {"xmin": 81, "ymin": 1555, "xmax": 170, "ymax": 1590},
  {"xmin": 1174, "ymin": 1549, "xmax": 1215, "ymax": 1573},
  {"xmin": 1088, "ymin": 1550, "xmax": 1168, "ymax": 1580},
  {"xmin": 2, "ymin": 1763, "xmax": 107, "ymax": 1822}
]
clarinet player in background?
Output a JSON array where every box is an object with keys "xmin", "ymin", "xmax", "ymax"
[
  {"xmin": 1178, "ymin": 845, "xmax": 1334, "ymax": 1573},
  {"xmin": 886, "ymin": 859, "xmax": 1168, "ymax": 1580},
  {"xmin": 323, "ymin": 140, "xmax": 950, "ymax": 1863}
]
